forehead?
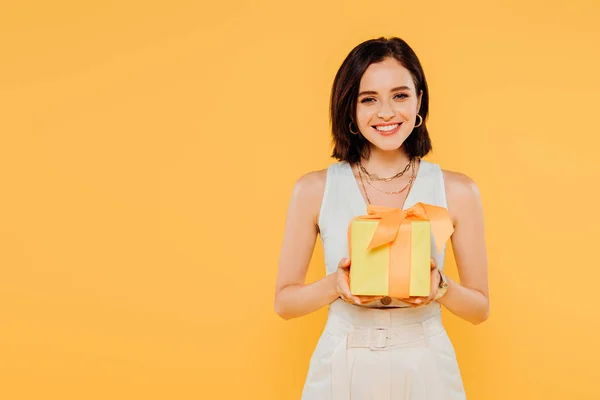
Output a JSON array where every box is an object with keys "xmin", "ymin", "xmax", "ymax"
[{"xmin": 359, "ymin": 58, "xmax": 415, "ymax": 91}]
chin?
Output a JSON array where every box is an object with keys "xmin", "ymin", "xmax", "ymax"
[
  {"xmin": 373, "ymin": 144, "xmax": 405, "ymax": 153},
  {"xmin": 364, "ymin": 136, "xmax": 407, "ymax": 152}
]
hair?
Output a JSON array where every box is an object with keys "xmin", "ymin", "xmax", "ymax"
[{"xmin": 330, "ymin": 37, "xmax": 432, "ymax": 163}]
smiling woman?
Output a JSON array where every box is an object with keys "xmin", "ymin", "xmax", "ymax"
[
  {"xmin": 274, "ymin": 37, "xmax": 489, "ymax": 399},
  {"xmin": 355, "ymin": 62, "xmax": 422, "ymax": 152}
]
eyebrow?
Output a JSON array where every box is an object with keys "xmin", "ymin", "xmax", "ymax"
[{"xmin": 358, "ymin": 86, "xmax": 411, "ymax": 97}]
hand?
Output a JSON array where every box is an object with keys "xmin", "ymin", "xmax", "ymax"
[
  {"xmin": 400, "ymin": 257, "xmax": 441, "ymax": 307},
  {"xmin": 336, "ymin": 258, "xmax": 384, "ymax": 305}
]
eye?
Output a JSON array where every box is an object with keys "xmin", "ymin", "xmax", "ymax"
[{"xmin": 360, "ymin": 93, "xmax": 409, "ymax": 104}]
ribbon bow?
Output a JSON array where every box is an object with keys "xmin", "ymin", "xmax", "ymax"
[{"xmin": 360, "ymin": 202, "xmax": 454, "ymax": 253}]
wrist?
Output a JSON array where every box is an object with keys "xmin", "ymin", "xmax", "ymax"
[
  {"xmin": 330, "ymin": 271, "xmax": 342, "ymax": 299},
  {"xmin": 434, "ymin": 269, "xmax": 449, "ymax": 301}
]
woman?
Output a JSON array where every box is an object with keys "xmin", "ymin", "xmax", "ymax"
[{"xmin": 274, "ymin": 37, "xmax": 489, "ymax": 399}]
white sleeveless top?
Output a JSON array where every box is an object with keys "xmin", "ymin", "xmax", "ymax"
[{"xmin": 318, "ymin": 160, "xmax": 449, "ymax": 308}]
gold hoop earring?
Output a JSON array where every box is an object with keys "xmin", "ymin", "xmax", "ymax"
[
  {"xmin": 414, "ymin": 114, "xmax": 423, "ymax": 128},
  {"xmin": 349, "ymin": 121, "xmax": 360, "ymax": 135}
]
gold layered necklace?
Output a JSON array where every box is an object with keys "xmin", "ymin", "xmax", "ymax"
[
  {"xmin": 357, "ymin": 158, "xmax": 418, "ymax": 205},
  {"xmin": 358, "ymin": 160, "xmax": 411, "ymax": 182}
]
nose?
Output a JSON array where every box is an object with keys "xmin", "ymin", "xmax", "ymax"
[{"xmin": 377, "ymin": 101, "xmax": 395, "ymax": 120}]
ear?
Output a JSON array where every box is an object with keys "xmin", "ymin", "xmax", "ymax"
[{"xmin": 417, "ymin": 90, "xmax": 423, "ymax": 113}]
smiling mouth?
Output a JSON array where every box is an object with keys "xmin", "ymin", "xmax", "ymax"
[{"xmin": 373, "ymin": 123, "xmax": 402, "ymax": 133}]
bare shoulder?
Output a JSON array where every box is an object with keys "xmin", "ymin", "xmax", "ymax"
[
  {"xmin": 441, "ymin": 169, "xmax": 483, "ymax": 224},
  {"xmin": 442, "ymin": 169, "xmax": 481, "ymax": 199},
  {"xmin": 292, "ymin": 168, "xmax": 327, "ymax": 198},
  {"xmin": 289, "ymin": 168, "xmax": 328, "ymax": 226}
]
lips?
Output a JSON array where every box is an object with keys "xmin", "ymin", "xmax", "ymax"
[{"xmin": 372, "ymin": 122, "xmax": 402, "ymax": 135}]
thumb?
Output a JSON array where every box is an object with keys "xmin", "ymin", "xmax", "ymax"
[
  {"xmin": 430, "ymin": 257, "xmax": 437, "ymax": 270},
  {"xmin": 338, "ymin": 258, "xmax": 351, "ymax": 270}
]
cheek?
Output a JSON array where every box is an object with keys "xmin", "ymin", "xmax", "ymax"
[
  {"xmin": 399, "ymin": 99, "xmax": 419, "ymax": 114},
  {"xmin": 392, "ymin": 102, "xmax": 414, "ymax": 114},
  {"xmin": 355, "ymin": 106, "xmax": 373, "ymax": 125}
]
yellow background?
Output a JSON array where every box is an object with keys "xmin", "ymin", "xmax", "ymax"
[{"xmin": 1, "ymin": 1, "xmax": 599, "ymax": 398}]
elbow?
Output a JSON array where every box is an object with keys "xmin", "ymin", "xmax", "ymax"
[
  {"xmin": 471, "ymin": 302, "xmax": 490, "ymax": 325},
  {"xmin": 471, "ymin": 313, "xmax": 489, "ymax": 325},
  {"xmin": 276, "ymin": 311, "xmax": 294, "ymax": 321},
  {"xmin": 274, "ymin": 305, "xmax": 295, "ymax": 321},
  {"xmin": 274, "ymin": 294, "xmax": 295, "ymax": 321},
  {"xmin": 274, "ymin": 302, "xmax": 289, "ymax": 320}
]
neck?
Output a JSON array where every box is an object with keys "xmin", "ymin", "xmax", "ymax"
[{"xmin": 360, "ymin": 147, "xmax": 413, "ymax": 176}]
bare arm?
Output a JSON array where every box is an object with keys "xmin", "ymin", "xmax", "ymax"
[
  {"xmin": 438, "ymin": 171, "xmax": 490, "ymax": 325},
  {"xmin": 273, "ymin": 170, "xmax": 340, "ymax": 320}
]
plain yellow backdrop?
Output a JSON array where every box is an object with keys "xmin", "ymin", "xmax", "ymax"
[{"xmin": 1, "ymin": 1, "xmax": 599, "ymax": 398}]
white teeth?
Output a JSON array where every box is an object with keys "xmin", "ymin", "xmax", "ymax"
[{"xmin": 375, "ymin": 124, "xmax": 399, "ymax": 132}]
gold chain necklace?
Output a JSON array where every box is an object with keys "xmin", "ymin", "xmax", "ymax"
[
  {"xmin": 366, "ymin": 171, "xmax": 414, "ymax": 194},
  {"xmin": 358, "ymin": 160, "xmax": 411, "ymax": 182},
  {"xmin": 366, "ymin": 159, "xmax": 416, "ymax": 194},
  {"xmin": 357, "ymin": 158, "xmax": 417, "ymax": 204}
]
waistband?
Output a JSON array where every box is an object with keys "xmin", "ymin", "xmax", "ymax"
[{"xmin": 327, "ymin": 298, "xmax": 442, "ymax": 327}]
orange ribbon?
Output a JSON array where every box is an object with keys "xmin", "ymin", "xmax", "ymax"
[{"xmin": 348, "ymin": 202, "xmax": 454, "ymax": 298}]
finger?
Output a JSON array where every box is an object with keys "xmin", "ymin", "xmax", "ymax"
[
  {"xmin": 341, "ymin": 288, "xmax": 363, "ymax": 305},
  {"xmin": 425, "ymin": 294, "xmax": 437, "ymax": 305},
  {"xmin": 406, "ymin": 300, "xmax": 421, "ymax": 308},
  {"xmin": 400, "ymin": 298, "xmax": 418, "ymax": 305},
  {"xmin": 427, "ymin": 285, "xmax": 434, "ymax": 302},
  {"xmin": 428, "ymin": 289, "xmax": 437, "ymax": 301},
  {"xmin": 342, "ymin": 289, "xmax": 355, "ymax": 303},
  {"xmin": 356, "ymin": 295, "xmax": 383, "ymax": 304},
  {"xmin": 430, "ymin": 257, "xmax": 437, "ymax": 270},
  {"xmin": 428, "ymin": 269, "xmax": 440, "ymax": 301},
  {"xmin": 403, "ymin": 296, "xmax": 426, "ymax": 305},
  {"xmin": 340, "ymin": 293, "xmax": 382, "ymax": 305},
  {"xmin": 338, "ymin": 258, "xmax": 351, "ymax": 270},
  {"xmin": 340, "ymin": 291, "xmax": 355, "ymax": 304},
  {"xmin": 428, "ymin": 286, "xmax": 438, "ymax": 302}
]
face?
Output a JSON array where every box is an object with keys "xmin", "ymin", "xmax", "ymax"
[{"xmin": 354, "ymin": 57, "xmax": 422, "ymax": 154}]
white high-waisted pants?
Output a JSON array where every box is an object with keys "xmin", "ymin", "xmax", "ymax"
[{"xmin": 301, "ymin": 299, "xmax": 466, "ymax": 399}]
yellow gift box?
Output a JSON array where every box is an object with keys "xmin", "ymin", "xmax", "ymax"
[{"xmin": 348, "ymin": 202, "xmax": 454, "ymax": 298}]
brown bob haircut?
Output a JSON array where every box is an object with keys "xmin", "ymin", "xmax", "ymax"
[{"xmin": 330, "ymin": 37, "xmax": 432, "ymax": 163}]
